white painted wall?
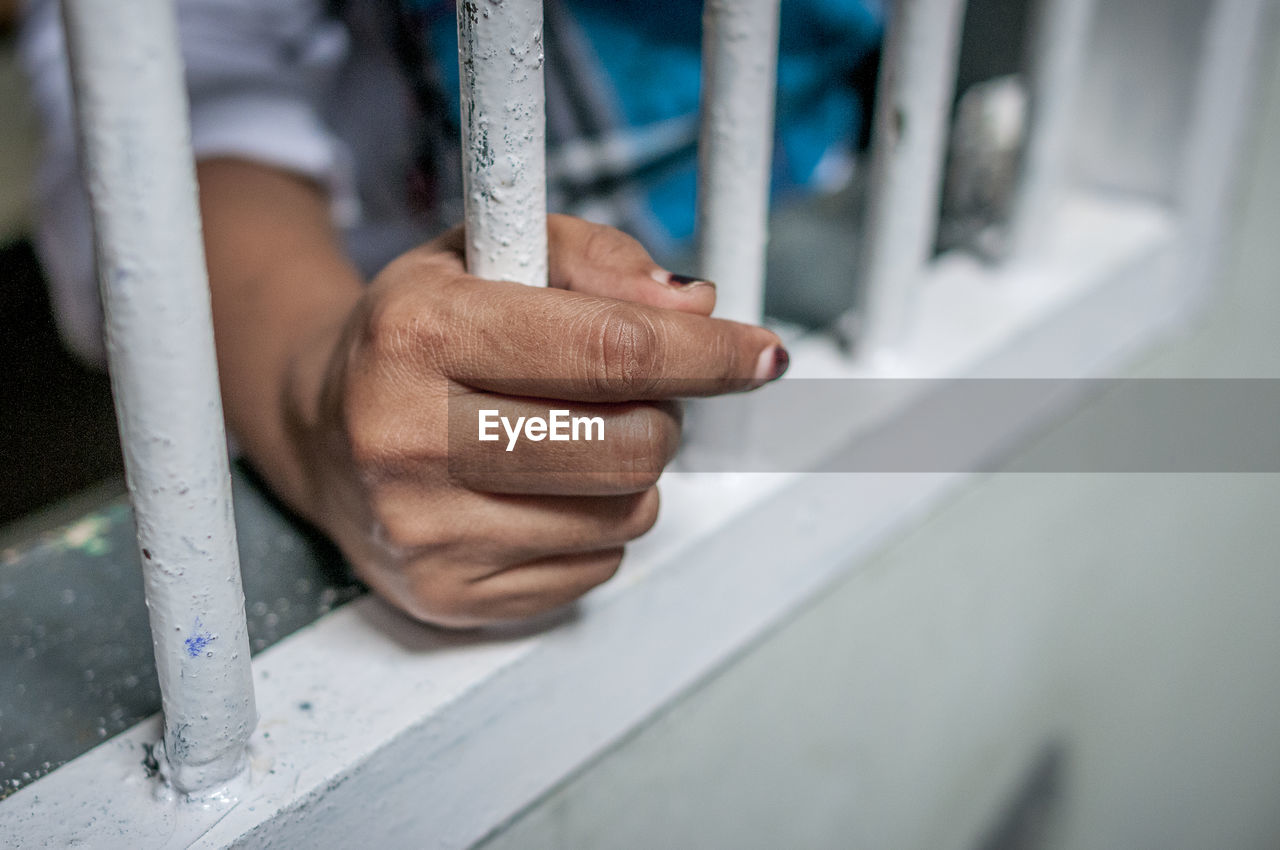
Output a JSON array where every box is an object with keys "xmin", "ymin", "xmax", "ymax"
[{"xmin": 478, "ymin": 30, "xmax": 1280, "ymax": 850}]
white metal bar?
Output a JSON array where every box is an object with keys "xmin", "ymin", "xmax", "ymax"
[
  {"xmin": 457, "ymin": 0, "xmax": 548, "ymax": 286},
  {"xmin": 1010, "ymin": 0, "xmax": 1098, "ymax": 258},
  {"xmin": 1177, "ymin": 0, "xmax": 1270, "ymax": 301},
  {"xmin": 854, "ymin": 0, "xmax": 968, "ymax": 355},
  {"xmin": 60, "ymin": 0, "xmax": 256, "ymax": 795},
  {"xmin": 695, "ymin": 0, "xmax": 782, "ymax": 326}
]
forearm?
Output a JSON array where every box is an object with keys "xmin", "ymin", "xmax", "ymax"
[{"xmin": 197, "ymin": 157, "xmax": 362, "ymax": 521}]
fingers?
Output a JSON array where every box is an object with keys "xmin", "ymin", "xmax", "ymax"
[
  {"xmin": 329, "ymin": 215, "xmax": 792, "ymax": 628},
  {"xmin": 376, "ymin": 488, "xmax": 654, "ymax": 627},
  {"xmin": 448, "ymin": 392, "xmax": 681, "ymax": 495},
  {"xmin": 373, "ymin": 487, "xmax": 661, "ymax": 564},
  {"xmin": 465, "ymin": 547, "xmax": 627, "ymax": 621},
  {"xmin": 351, "ymin": 486, "xmax": 659, "ymax": 627},
  {"xmin": 417, "ymin": 217, "xmax": 716, "ymax": 316},
  {"xmin": 376, "ymin": 217, "xmax": 787, "ymax": 402},
  {"xmin": 466, "ymin": 490, "xmax": 659, "ymax": 563},
  {"xmin": 547, "ymin": 214, "xmax": 716, "ymax": 316},
  {"xmin": 419, "ymin": 279, "xmax": 786, "ymax": 401},
  {"xmin": 418, "ymin": 224, "xmax": 472, "ymax": 268},
  {"xmin": 405, "ymin": 547, "xmax": 627, "ymax": 628}
]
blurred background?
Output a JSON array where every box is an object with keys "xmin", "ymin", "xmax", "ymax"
[{"xmin": 1, "ymin": 6, "xmax": 121, "ymax": 531}]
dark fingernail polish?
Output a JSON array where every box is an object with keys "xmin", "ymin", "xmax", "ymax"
[
  {"xmin": 772, "ymin": 345, "xmax": 790, "ymax": 380},
  {"xmin": 752, "ymin": 344, "xmax": 790, "ymax": 386},
  {"xmin": 655, "ymin": 270, "xmax": 713, "ymax": 289}
]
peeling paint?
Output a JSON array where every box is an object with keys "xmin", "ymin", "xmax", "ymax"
[
  {"xmin": 457, "ymin": 0, "xmax": 548, "ymax": 286},
  {"xmin": 60, "ymin": 0, "xmax": 256, "ymax": 795}
]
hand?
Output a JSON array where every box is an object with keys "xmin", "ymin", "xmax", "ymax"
[
  {"xmin": 198, "ymin": 161, "xmax": 785, "ymax": 628},
  {"xmin": 285, "ymin": 216, "xmax": 786, "ymax": 627}
]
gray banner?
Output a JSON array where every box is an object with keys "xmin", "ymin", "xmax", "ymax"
[{"xmin": 447, "ymin": 379, "xmax": 1280, "ymax": 474}]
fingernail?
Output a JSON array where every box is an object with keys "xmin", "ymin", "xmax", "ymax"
[
  {"xmin": 752, "ymin": 345, "xmax": 790, "ymax": 387},
  {"xmin": 652, "ymin": 269, "xmax": 713, "ymax": 289}
]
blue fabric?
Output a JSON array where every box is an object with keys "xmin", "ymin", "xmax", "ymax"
[{"xmin": 412, "ymin": 0, "xmax": 883, "ymax": 246}]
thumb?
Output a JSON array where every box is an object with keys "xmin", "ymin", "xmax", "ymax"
[{"xmin": 546, "ymin": 214, "xmax": 716, "ymax": 317}]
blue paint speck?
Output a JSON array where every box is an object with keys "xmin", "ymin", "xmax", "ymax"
[{"xmin": 184, "ymin": 618, "xmax": 214, "ymax": 657}]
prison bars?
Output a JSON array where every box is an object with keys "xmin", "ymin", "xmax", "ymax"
[
  {"xmin": 455, "ymin": 0, "xmax": 1099, "ymax": 347},
  {"xmin": 855, "ymin": 0, "xmax": 1104, "ymax": 351},
  {"xmin": 454, "ymin": 0, "xmax": 784, "ymax": 321},
  {"xmin": 853, "ymin": 0, "xmax": 969, "ymax": 355},
  {"xmin": 696, "ymin": 0, "xmax": 782, "ymax": 325},
  {"xmin": 458, "ymin": 0, "xmax": 549, "ymax": 286},
  {"xmin": 1011, "ymin": 0, "xmax": 1098, "ymax": 258},
  {"xmin": 60, "ymin": 0, "xmax": 1099, "ymax": 798},
  {"xmin": 1177, "ymin": 0, "xmax": 1271, "ymax": 300},
  {"xmin": 61, "ymin": 0, "xmax": 256, "ymax": 794}
]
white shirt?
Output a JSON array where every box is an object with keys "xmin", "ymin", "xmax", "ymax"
[{"xmin": 19, "ymin": 0, "xmax": 437, "ymax": 364}]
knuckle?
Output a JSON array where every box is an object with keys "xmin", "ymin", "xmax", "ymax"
[
  {"xmin": 625, "ymin": 469, "xmax": 663, "ymax": 492},
  {"xmin": 408, "ymin": 574, "xmax": 481, "ymax": 627},
  {"xmin": 486, "ymin": 591, "xmax": 569, "ymax": 624},
  {"xmin": 611, "ymin": 467, "xmax": 663, "ymax": 493},
  {"xmin": 580, "ymin": 222, "xmax": 637, "ymax": 268},
  {"xmin": 650, "ymin": 405, "xmax": 682, "ymax": 465},
  {"xmin": 591, "ymin": 303, "xmax": 662, "ymax": 396},
  {"xmin": 340, "ymin": 395, "xmax": 444, "ymax": 480},
  {"xmin": 371, "ymin": 503, "xmax": 424, "ymax": 552},
  {"xmin": 363, "ymin": 484, "xmax": 458, "ymax": 556},
  {"xmin": 587, "ymin": 550, "xmax": 625, "ymax": 587},
  {"xmin": 340, "ymin": 396, "xmax": 404, "ymax": 474},
  {"xmin": 336, "ymin": 328, "xmax": 449, "ymax": 477},
  {"xmin": 624, "ymin": 490, "xmax": 661, "ymax": 540},
  {"xmin": 612, "ymin": 407, "xmax": 674, "ymax": 490},
  {"xmin": 360, "ymin": 283, "xmax": 446, "ymax": 364},
  {"xmin": 358, "ymin": 289, "xmax": 407, "ymax": 358},
  {"xmin": 342, "ymin": 405, "xmax": 394, "ymax": 472}
]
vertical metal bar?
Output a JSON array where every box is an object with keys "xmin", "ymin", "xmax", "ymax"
[
  {"xmin": 853, "ymin": 0, "xmax": 968, "ymax": 354},
  {"xmin": 458, "ymin": 0, "xmax": 548, "ymax": 286},
  {"xmin": 61, "ymin": 0, "xmax": 256, "ymax": 795},
  {"xmin": 1177, "ymin": 0, "xmax": 1269, "ymax": 300},
  {"xmin": 1010, "ymin": 0, "xmax": 1097, "ymax": 258},
  {"xmin": 696, "ymin": 0, "xmax": 782, "ymax": 326}
]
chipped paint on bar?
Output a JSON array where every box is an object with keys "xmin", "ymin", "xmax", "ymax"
[
  {"xmin": 60, "ymin": 0, "xmax": 256, "ymax": 795},
  {"xmin": 457, "ymin": 0, "xmax": 549, "ymax": 286}
]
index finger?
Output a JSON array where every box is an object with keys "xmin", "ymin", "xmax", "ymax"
[{"xmin": 435, "ymin": 277, "xmax": 788, "ymax": 401}]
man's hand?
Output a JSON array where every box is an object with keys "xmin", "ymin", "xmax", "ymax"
[{"xmin": 200, "ymin": 160, "xmax": 786, "ymax": 627}]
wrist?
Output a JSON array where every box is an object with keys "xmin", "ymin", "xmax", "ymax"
[
  {"xmin": 276, "ymin": 297, "xmax": 354, "ymax": 524},
  {"xmin": 196, "ymin": 157, "xmax": 364, "ymax": 526}
]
